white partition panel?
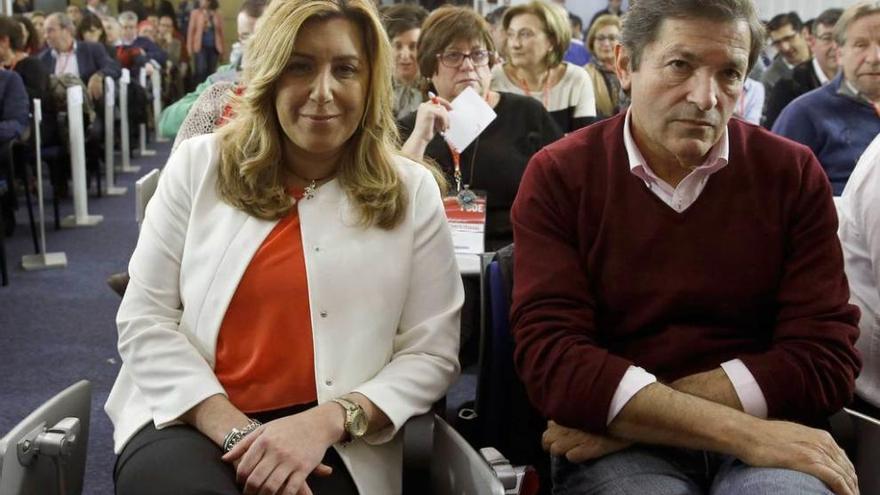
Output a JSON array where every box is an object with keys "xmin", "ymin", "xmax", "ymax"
[
  {"xmin": 103, "ymin": 77, "xmax": 126, "ymax": 195},
  {"xmin": 151, "ymin": 70, "xmax": 167, "ymax": 142},
  {"xmin": 118, "ymin": 69, "xmax": 140, "ymax": 173},
  {"xmin": 60, "ymin": 86, "xmax": 103, "ymax": 228}
]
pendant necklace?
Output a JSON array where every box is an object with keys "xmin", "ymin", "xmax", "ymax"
[{"xmin": 447, "ymin": 136, "xmax": 481, "ymax": 207}]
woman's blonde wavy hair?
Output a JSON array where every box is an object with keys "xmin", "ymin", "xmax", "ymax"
[{"xmin": 216, "ymin": 0, "xmax": 420, "ymax": 229}]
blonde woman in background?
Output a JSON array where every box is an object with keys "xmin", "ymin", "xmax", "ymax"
[
  {"xmin": 106, "ymin": 0, "xmax": 463, "ymax": 494},
  {"xmin": 584, "ymin": 14, "xmax": 626, "ymax": 119},
  {"xmin": 491, "ymin": 0, "xmax": 596, "ymax": 132}
]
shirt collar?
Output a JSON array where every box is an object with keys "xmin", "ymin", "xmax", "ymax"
[
  {"xmin": 51, "ymin": 40, "xmax": 77, "ymax": 58},
  {"xmin": 837, "ymin": 75, "xmax": 875, "ymax": 106},
  {"xmin": 623, "ymin": 107, "xmax": 729, "ymax": 184},
  {"xmin": 812, "ymin": 57, "xmax": 831, "ymax": 85}
]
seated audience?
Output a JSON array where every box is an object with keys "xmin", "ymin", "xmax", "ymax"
[
  {"xmin": 486, "ymin": 6, "xmax": 508, "ymax": 62},
  {"xmin": 399, "ymin": 5, "xmax": 561, "ymax": 250},
  {"xmin": 77, "ymin": 13, "xmax": 107, "ymax": 45},
  {"xmin": 160, "ymin": 0, "xmax": 263, "ymax": 140},
  {"xmin": 14, "ymin": 15, "xmax": 42, "ymax": 55},
  {"xmin": 12, "ymin": 0, "xmax": 31, "ymax": 15},
  {"xmin": 381, "ymin": 3, "xmax": 428, "ymax": 120},
  {"xmin": 102, "ymin": 17, "xmax": 122, "ymax": 58},
  {"xmin": 156, "ymin": 14, "xmax": 186, "ymax": 104},
  {"xmin": 511, "ymin": 1, "xmax": 861, "ymax": 494},
  {"xmin": 733, "ymin": 77, "xmax": 764, "ymax": 124},
  {"xmin": 562, "ymin": 13, "xmax": 589, "ymax": 66},
  {"xmin": 2, "ymin": 15, "xmax": 50, "ymax": 111},
  {"xmin": 138, "ymin": 20, "xmax": 156, "ymax": 42},
  {"xmin": 491, "ymin": 0, "xmax": 596, "ymax": 133},
  {"xmin": 761, "ymin": 12, "xmax": 811, "ymax": 96},
  {"xmin": 106, "ymin": 2, "xmax": 462, "ymax": 495},
  {"xmin": 187, "ymin": 0, "xmax": 224, "ymax": 85},
  {"xmin": 116, "ymin": 10, "xmax": 168, "ymax": 75},
  {"xmin": 583, "ymin": 14, "xmax": 624, "ymax": 119},
  {"xmin": 0, "ymin": 55, "xmax": 31, "ymax": 234},
  {"xmin": 839, "ymin": 133, "xmax": 880, "ymax": 417},
  {"xmin": 66, "ymin": 5, "xmax": 84, "ymax": 28},
  {"xmin": 764, "ymin": 8, "xmax": 842, "ymax": 129},
  {"xmin": 85, "ymin": 0, "xmax": 111, "ymax": 18},
  {"xmin": 587, "ymin": 0, "xmax": 623, "ymax": 32},
  {"xmin": 39, "ymin": 12, "xmax": 120, "ymax": 100},
  {"xmin": 26, "ymin": 11, "xmax": 45, "ymax": 47},
  {"xmin": 773, "ymin": 2, "xmax": 880, "ymax": 196},
  {"xmin": 0, "ymin": 41, "xmax": 29, "ymax": 143}
]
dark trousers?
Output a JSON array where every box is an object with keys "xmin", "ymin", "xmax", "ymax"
[
  {"xmin": 114, "ymin": 403, "xmax": 359, "ymax": 495},
  {"xmin": 193, "ymin": 47, "xmax": 219, "ymax": 86}
]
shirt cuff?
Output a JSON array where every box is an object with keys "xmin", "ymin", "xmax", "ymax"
[
  {"xmin": 720, "ymin": 359, "xmax": 768, "ymax": 418},
  {"xmin": 606, "ymin": 366, "xmax": 657, "ymax": 425}
]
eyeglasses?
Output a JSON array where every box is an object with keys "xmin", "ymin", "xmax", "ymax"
[
  {"xmin": 506, "ymin": 29, "xmax": 539, "ymax": 42},
  {"xmin": 437, "ymin": 50, "xmax": 491, "ymax": 68},
  {"xmin": 816, "ymin": 33, "xmax": 835, "ymax": 44},
  {"xmin": 594, "ymin": 34, "xmax": 619, "ymax": 44}
]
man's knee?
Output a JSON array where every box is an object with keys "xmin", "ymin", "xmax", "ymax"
[
  {"xmin": 552, "ymin": 448, "xmax": 702, "ymax": 495},
  {"xmin": 712, "ymin": 460, "xmax": 833, "ymax": 495}
]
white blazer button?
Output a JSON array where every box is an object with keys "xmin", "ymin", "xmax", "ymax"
[
  {"xmin": 325, "ymin": 379, "xmax": 333, "ymax": 386},
  {"xmin": 320, "ymin": 311, "xmax": 328, "ymax": 318}
]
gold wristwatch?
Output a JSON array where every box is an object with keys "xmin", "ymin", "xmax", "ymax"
[{"xmin": 332, "ymin": 397, "xmax": 368, "ymax": 442}]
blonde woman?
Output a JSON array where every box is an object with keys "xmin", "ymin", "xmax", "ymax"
[
  {"xmin": 491, "ymin": 0, "xmax": 596, "ymax": 132},
  {"xmin": 584, "ymin": 14, "xmax": 625, "ymax": 119},
  {"xmin": 106, "ymin": 1, "xmax": 463, "ymax": 494}
]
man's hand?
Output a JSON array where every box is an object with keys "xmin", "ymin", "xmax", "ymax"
[
  {"xmin": 87, "ymin": 74, "xmax": 103, "ymax": 100},
  {"xmin": 735, "ymin": 417, "xmax": 858, "ymax": 495},
  {"xmin": 542, "ymin": 420, "xmax": 631, "ymax": 463},
  {"xmin": 222, "ymin": 403, "xmax": 344, "ymax": 495}
]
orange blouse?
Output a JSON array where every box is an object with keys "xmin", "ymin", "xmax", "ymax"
[{"xmin": 214, "ymin": 197, "xmax": 317, "ymax": 413}]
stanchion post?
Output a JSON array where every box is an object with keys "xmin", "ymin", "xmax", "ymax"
[
  {"xmin": 118, "ymin": 69, "xmax": 140, "ymax": 173},
  {"xmin": 60, "ymin": 86, "xmax": 102, "ymax": 228},
  {"xmin": 151, "ymin": 69, "xmax": 167, "ymax": 143},
  {"xmin": 103, "ymin": 77, "xmax": 126, "ymax": 195},
  {"xmin": 22, "ymin": 99, "xmax": 67, "ymax": 270},
  {"xmin": 137, "ymin": 69, "xmax": 156, "ymax": 157}
]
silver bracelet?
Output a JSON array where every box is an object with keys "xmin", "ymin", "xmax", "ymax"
[{"xmin": 222, "ymin": 418, "xmax": 261, "ymax": 453}]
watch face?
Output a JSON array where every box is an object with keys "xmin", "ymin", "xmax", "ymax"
[{"xmin": 350, "ymin": 410, "xmax": 368, "ymax": 437}]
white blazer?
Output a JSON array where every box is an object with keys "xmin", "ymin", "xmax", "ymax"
[{"xmin": 105, "ymin": 134, "xmax": 463, "ymax": 494}]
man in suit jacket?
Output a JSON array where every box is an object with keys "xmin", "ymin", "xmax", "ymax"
[
  {"xmin": 39, "ymin": 12, "xmax": 121, "ymax": 101},
  {"xmin": 763, "ymin": 8, "xmax": 842, "ymax": 129}
]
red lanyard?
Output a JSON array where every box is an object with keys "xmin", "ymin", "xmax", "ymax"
[
  {"xmin": 448, "ymin": 145, "xmax": 463, "ymax": 192},
  {"xmin": 517, "ymin": 71, "xmax": 551, "ymax": 108}
]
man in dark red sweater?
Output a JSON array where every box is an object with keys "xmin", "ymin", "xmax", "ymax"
[{"xmin": 511, "ymin": 1, "xmax": 862, "ymax": 494}]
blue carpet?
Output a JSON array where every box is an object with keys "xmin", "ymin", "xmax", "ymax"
[{"xmin": 0, "ymin": 142, "xmax": 172, "ymax": 495}]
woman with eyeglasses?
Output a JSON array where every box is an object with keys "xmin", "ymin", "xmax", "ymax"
[
  {"xmin": 584, "ymin": 14, "xmax": 627, "ymax": 119},
  {"xmin": 399, "ymin": 5, "xmax": 561, "ymax": 251},
  {"xmin": 490, "ymin": 0, "xmax": 596, "ymax": 133}
]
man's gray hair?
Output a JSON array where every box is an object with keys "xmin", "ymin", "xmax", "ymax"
[
  {"xmin": 47, "ymin": 12, "xmax": 75, "ymax": 32},
  {"xmin": 118, "ymin": 10, "xmax": 139, "ymax": 24},
  {"xmin": 621, "ymin": 0, "xmax": 765, "ymax": 73},
  {"xmin": 834, "ymin": 2, "xmax": 880, "ymax": 46}
]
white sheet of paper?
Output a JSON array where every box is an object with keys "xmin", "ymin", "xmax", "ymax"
[{"xmin": 443, "ymin": 86, "xmax": 497, "ymax": 153}]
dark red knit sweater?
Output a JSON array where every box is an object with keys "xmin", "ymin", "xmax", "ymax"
[{"xmin": 510, "ymin": 113, "xmax": 861, "ymax": 433}]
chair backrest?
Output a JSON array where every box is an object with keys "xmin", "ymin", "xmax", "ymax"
[
  {"xmin": 135, "ymin": 168, "xmax": 160, "ymax": 229},
  {"xmin": 0, "ymin": 380, "xmax": 92, "ymax": 495},
  {"xmin": 430, "ymin": 414, "xmax": 506, "ymax": 495},
  {"xmin": 843, "ymin": 407, "xmax": 880, "ymax": 495},
  {"xmin": 476, "ymin": 244, "xmax": 551, "ymax": 493}
]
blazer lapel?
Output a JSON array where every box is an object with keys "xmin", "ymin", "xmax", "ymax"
[{"xmin": 192, "ymin": 212, "xmax": 278, "ymax": 365}]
